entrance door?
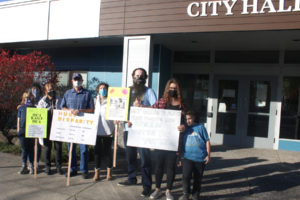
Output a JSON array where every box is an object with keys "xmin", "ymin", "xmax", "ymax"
[{"xmin": 211, "ymin": 76, "xmax": 277, "ymax": 149}]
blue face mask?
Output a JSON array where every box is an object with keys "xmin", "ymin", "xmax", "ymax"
[{"xmin": 99, "ymin": 89, "xmax": 107, "ymax": 97}]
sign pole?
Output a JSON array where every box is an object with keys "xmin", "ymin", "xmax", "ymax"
[
  {"xmin": 113, "ymin": 123, "xmax": 118, "ymax": 168},
  {"xmin": 66, "ymin": 143, "xmax": 73, "ymax": 187},
  {"xmin": 34, "ymin": 138, "xmax": 37, "ymax": 179}
]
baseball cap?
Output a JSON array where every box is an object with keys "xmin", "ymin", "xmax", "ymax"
[{"xmin": 72, "ymin": 73, "xmax": 82, "ymax": 80}]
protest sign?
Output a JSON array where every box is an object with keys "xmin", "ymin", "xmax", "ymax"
[
  {"xmin": 50, "ymin": 110, "xmax": 98, "ymax": 145},
  {"xmin": 106, "ymin": 87, "xmax": 130, "ymax": 121},
  {"xmin": 25, "ymin": 107, "xmax": 48, "ymax": 138},
  {"xmin": 127, "ymin": 107, "xmax": 182, "ymax": 151}
]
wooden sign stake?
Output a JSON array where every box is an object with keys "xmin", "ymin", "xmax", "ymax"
[
  {"xmin": 66, "ymin": 143, "xmax": 73, "ymax": 187},
  {"xmin": 113, "ymin": 123, "xmax": 118, "ymax": 168},
  {"xmin": 34, "ymin": 138, "xmax": 37, "ymax": 179}
]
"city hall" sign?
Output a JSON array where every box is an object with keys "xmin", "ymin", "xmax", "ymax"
[{"xmin": 187, "ymin": 0, "xmax": 300, "ymax": 17}]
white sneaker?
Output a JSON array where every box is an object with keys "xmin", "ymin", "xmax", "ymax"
[
  {"xmin": 166, "ymin": 191, "xmax": 174, "ymax": 200},
  {"xmin": 150, "ymin": 189, "xmax": 162, "ymax": 199}
]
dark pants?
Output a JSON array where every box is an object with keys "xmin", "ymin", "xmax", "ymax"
[
  {"xmin": 154, "ymin": 150, "xmax": 177, "ymax": 190},
  {"xmin": 182, "ymin": 158, "xmax": 206, "ymax": 195},
  {"xmin": 19, "ymin": 136, "xmax": 34, "ymax": 166},
  {"xmin": 37, "ymin": 142, "xmax": 41, "ymax": 163},
  {"xmin": 123, "ymin": 131, "xmax": 152, "ymax": 190},
  {"xmin": 94, "ymin": 136, "xmax": 113, "ymax": 169},
  {"xmin": 44, "ymin": 138, "xmax": 62, "ymax": 169}
]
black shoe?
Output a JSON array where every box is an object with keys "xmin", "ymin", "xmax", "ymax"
[
  {"xmin": 117, "ymin": 180, "xmax": 137, "ymax": 186},
  {"xmin": 82, "ymin": 172, "xmax": 88, "ymax": 179},
  {"xmin": 140, "ymin": 188, "xmax": 151, "ymax": 197},
  {"xmin": 65, "ymin": 171, "xmax": 77, "ymax": 177},
  {"xmin": 192, "ymin": 192, "xmax": 200, "ymax": 200},
  {"xmin": 18, "ymin": 166, "xmax": 28, "ymax": 175},
  {"xmin": 45, "ymin": 167, "xmax": 51, "ymax": 175},
  {"xmin": 57, "ymin": 167, "xmax": 64, "ymax": 175}
]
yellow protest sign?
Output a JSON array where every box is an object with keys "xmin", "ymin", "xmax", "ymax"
[
  {"xmin": 25, "ymin": 107, "xmax": 48, "ymax": 138},
  {"xmin": 106, "ymin": 87, "xmax": 130, "ymax": 121}
]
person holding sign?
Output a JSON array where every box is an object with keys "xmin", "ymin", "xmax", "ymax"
[
  {"xmin": 93, "ymin": 82, "xmax": 115, "ymax": 181},
  {"xmin": 179, "ymin": 110, "xmax": 210, "ymax": 200},
  {"xmin": 37, "ymin": 82, "xmax": 63, "ymax": 175},
  {"xmin": 17, "ymin": 91, "xmax": 35, "ymax": 174},
  {"xmin": 118, "ymin": 68, "xmax": 157, "ymax": 197},
  {"xmin": 148, "ymin": 78, "xmax": 186, "ymax": 200},
  {"xmin": 60, "ymin": 73, "xmax": 94, "ymax": 179}
]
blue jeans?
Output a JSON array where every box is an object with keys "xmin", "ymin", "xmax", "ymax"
[
  {"xmin": 68, "ymin": 143, "xmax": 88, "ymax": 173},
  {"xmin": 123, "ymin": 131, "xmax": 152, "ymax": 190},
  {"xmin": 19, "ymin": 136, "xmax": 34, "ymax": 166}
]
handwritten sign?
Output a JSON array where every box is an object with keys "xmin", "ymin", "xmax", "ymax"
[
  {"xmin": 50, "ymin": 110, "xmax": 98, "ymax": 145},
  {"xmin": 106, "ymin": 87, "xmax": 130, "ymax": 121},
  {"xmin": 127, "ymin": 107, "xmax": 182, "ymax": 151},
  {"xmin": 25, "ymin": 108, "xmax": 48, "ymax": 138}
]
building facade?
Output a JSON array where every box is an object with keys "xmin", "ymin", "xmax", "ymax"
[{"xmin": 1, "ymin": 0, "xmax": 300, "ymax": 151}]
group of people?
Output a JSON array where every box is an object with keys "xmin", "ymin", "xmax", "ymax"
[{"xmin": 16, "ymin": 68, "xmax": 211, "ymax": 200}]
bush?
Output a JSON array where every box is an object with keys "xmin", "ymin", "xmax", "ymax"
[{"xmin": 0, "ymin": 142, "xmax": 22, "ymax": 154}]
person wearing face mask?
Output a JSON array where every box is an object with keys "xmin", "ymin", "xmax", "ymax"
[
  {"xmin": 149, "ymin": 78, "xmax": 186, "ymax": 200},
  {"xmin": 93, "ymin": 82, "xmax": 115, "ymax": 181},
  {"xmin": 37, "ymin": 82, "xmax": 63, "ymax": 175},
  {"xmin": 60, "ymin": 73, "xmax": 94, "ymax": 179},
  {"xmin": 118, "ymin": 68, "xmax": 157, "ymax": 198}
]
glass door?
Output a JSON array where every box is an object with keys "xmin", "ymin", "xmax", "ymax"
[
  {"xmin": 211, "ymin": 77, "xmax": 241, "ymax": 146},
  {"xmin": 241, "ymin": 79, "xmax": 276, "ymax": 148},
  {"xmin": 211, "ymin": 76, "xmax": 277, "ymax": 149},
  {"xmin": 280, "ymin": 77, "xmax": 300, "ymax": 140}
]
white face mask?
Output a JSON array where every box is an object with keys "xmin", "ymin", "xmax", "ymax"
[
  {"xmin": 32, "ymin": 88, "xmax": 37, "ymax": 98},
  {"xmin": 73, "ymin": 81, "xmax": 82, "ymax": 88}
]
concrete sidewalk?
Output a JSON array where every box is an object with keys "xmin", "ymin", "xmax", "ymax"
[{"xmin": 0, "ymin": 146, "xmax": 299, "ymax": 200}]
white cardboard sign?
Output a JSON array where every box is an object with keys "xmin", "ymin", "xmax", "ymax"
[
  {"xmin": 127, "ymin": 107, "xmax": 182, "ymax": 151},
  {"xmin": 50, "ymin": 110, "xmax": 98, "ymax": 145}
]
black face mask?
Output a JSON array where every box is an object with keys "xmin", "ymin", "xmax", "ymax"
[
  {"xmin": 169, "ymin": 90, "xmax": 178, "ymax": 98},
  {"xmin": 47, "ymin": 91, "xmax": 56, "ymax": 99},
  {"xmin": 134, "ymin": 77, "xmax": 146, "ymax": 85}
]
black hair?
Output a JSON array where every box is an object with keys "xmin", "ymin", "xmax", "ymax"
[
  {"xmin": 131, "ymin": 68, "xmax": 148, "ymax": 79},
  {"xmin": 32, "ymin": 82, "xmax": 42, "ymax": 92},
  {"xmin": 96, "ymin": 82, "xmax": 109, "ymax": 93},
  {"xmin": 185, "ymin": 110, "xmax": 196, "ymax": 118}
]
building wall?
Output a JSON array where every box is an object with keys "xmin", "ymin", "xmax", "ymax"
[
  {"xmin": 0, "ymin": 0, "xmax": 101, "ymax": 43},
  {"xmin": 100, "ymin": 0, "xmax": 300, "ymax": 36}
]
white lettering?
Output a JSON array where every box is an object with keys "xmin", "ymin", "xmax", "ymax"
[
  {"xmin": 200, "ymin": 2, "xmax": 208, "ymax": 16},
  {"xmin": 241, "ymin": 0, "xmax": 258, "ymax": 14},
  {"xmin": 223, "ymin": 0, "xmax": 238, "ymax": 15},
  {"xmin": 187, "ymin": 0, "xmax": 300, "ymax": 17},
  {"xmin": 260, "ymin": 0, "xmax": 276, "ymax": 13},
  {"xmin": 208, "ymin": 1, "xmax": 222, "ymax": 16},
  {"xmin": 294, "ymin": 0, "xmax": 300, "ymax": 11},
  {"xmin": 278, "ymin": 0, "xmax": 292, "ymax": 12},
  {"xmin": 187, "ymin": 2, "xmax": 200, "ymax": 17}
]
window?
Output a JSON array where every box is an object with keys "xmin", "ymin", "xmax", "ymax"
[
  {"xmin": 57, "ymin": 71, "xmax": 88, "ymax": 97},
  {"xmin": 174, "ymin": 74, "xmax": 209, "ymax": 123}
]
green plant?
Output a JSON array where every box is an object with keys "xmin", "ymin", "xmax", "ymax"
[{"xmin": 0, "ymin": 142, "xmax": 22, "ymax": 154}]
